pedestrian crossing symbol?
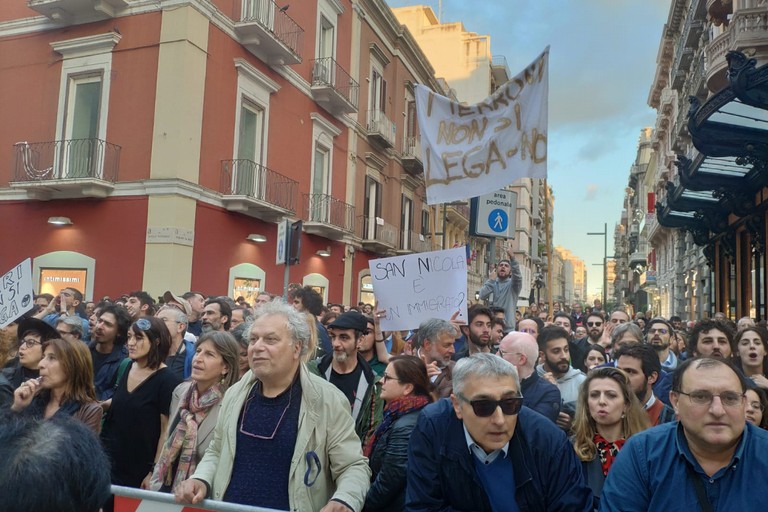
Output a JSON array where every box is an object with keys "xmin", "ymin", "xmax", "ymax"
[{"xmin": 489, "ymin": 209, "xmax": 508, "ymax": 233}]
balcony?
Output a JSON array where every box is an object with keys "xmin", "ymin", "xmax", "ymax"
[
  {"xmin": 219, "ymin": 159, "xmax": 297, "ymax": 221},
  {"xmin": 411, "ymin": 231, "xmax": 433, "ymax": 253},
  {"xmin": 310, "ymin": 58, "xmax": 359, "ymax": 115},
  {"xmin": 11, "ymin": 139, "xmax": 119, "ymax": 200},
  {"xmin": 302, "ymin": 193, "xmax": 355, "ymax": 240},
  {"xmin": 27, "ymin": 0, "xmax": 127, "ymax": 24},
  {"xmin": 490, "ymin": 55, "xmax": 510, "ymax": 89},
  {"xmin": 234, "ymin": 0, "xmax": 303, "ymax": 66},
  {"xmin": 366, "ymin": 109, "xmax": 396, "ymax": 148},
  {"xmin": 358, "ymin": 216, "xmax": 397, "ymax": 252},
  {"xmin": 445, "ymin": 202, "xmax": 470, "ymax": 228},
  {"xmin": 401, "ymin": 136, "xmax": 423, "ymax": 175}
]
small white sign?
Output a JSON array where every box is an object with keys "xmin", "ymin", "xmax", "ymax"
[
  {"xmin": 369, "ymin": 247, "xmax": 468, "ymax": 331},
  {"xmin": 0, "ymin": 258, "xmax": 34, "ymax": 328},
  {"xmin": 276, "ymin": 220, "xmax": 288, "ymax": 265}
]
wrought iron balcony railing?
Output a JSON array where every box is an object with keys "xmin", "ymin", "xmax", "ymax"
[
  {"xmin": 14, "ymin": 138, "xmax": 120, "ymax": 182},
  {"xmin": 303, "ymin": 193, "xmax": 355, "ymax": 232},
  {"xmin": 220, "ymin": 159, "xmax": 297, "ymax": 213}
]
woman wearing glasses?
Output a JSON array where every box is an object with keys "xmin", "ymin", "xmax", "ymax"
[
  {"xmin": 2, "ymin": 317, "xmax": 57, "ymax": 389},
  {"xmin": 572, "ymin": 367, "xmax": 649, "ymax": 510},
  {"xmin": 745, "ymin": 387, "xmax": 768, "ymax": 429},
  {"xmin": 363, "ymin": 355, "xmax": 433, "ymax": 511},
  {"xmin": 150, "ymin": 331, "xmax": 240, "ymax": 492},
  {"xmin": 101, "ymin": 317, "xmax": 181, "ymax": 496},
  {"xmin": 734, "ymin": 326, "xmax": 768, "ymax": 389},
  {"xmin": 10, "ymin": 337, "xmax": 102, "ymax": 434}
]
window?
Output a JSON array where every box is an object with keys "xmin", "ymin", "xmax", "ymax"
[
  {"xmin": 370, "ymin": 68, "xmax": 386, "ymax": 113},
  {"xmin": 232, "ymin": 100, "xmax": 265, "ymax": 196},
  {"xmin": 52, "ymin": 33, "xmax": 119, "ymax": 179},
  {"xmin": 309, "ymin": 113, "xmax": 341, "ymax": 221},
  {"xmin": 228, "ymin": 264, "xmax": 266, "ymax": 302},
  {"xmin": 232, "ymin": 277, "xmax": 262, "ymax": 305},
  {"xmin": 318, "ymin": 16, "xmax": 335, "ymax": 59},
  {"xmin": 33, "ymin": 251, "xmax": 96, "ymax": 301},
  {"xmin": 421, "ymin": 208, "xmax": 430, "ymax": 236},
  {"xmin": 232, "ymin": 59, "xmax": 279, "ymax": 196},
  {"xmin": 364, "ymin": 176, "xmax": 381, "ymax": 239},
  {"xmin": 62, "ymin": 74, "xmax": 103, "ymax": 178},
  {"xmin": 401, "ymin": 195, "xmax": 413, "ymax": 249}
]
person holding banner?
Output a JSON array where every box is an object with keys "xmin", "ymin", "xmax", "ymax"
[{"xmin": 478, "ymin": 245, "xmax": 522, "ymax": 331}]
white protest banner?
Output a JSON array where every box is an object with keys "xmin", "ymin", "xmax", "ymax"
[
  {"xmin": 416, "ymin": 47, "xmax": 549, "ymax": 205},
  {"xmin": 369, "ymin": 246, "xmax": 468, "ymax": 331},
  {"xmin": 0, "ymin": 258, "xmax": 34, "ymax": 329}
]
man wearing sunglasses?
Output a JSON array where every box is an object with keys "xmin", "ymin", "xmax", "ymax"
[
  {"xmin": 601, "ymin": 357, "xmax": 768, "ymax": 511},
  {"xmin": 407, "ymin": 353, "xmax": 592, "ymax": 511}
]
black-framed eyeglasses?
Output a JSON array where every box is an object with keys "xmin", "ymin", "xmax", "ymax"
[
  {"xmin": 587, "ymin": 321, "xmax": 603, "ymax": 327},
  {"xmin": 135, "ymin": 318, "xmax": 152, "ymax": 331},
  {"xmin": 675, "ymin": 390, "xmax": 744, "ymax": 408},
  {"xmin": 381, "ymin": 373, "xmax": 400, "ymax": 384},
  {"xmin": 20, "ymin": 338, "xmax": 42, "ymax": 348},
  {"xmin": 456, "ymin": 392, "xmax": 524, "ymax": 417}
]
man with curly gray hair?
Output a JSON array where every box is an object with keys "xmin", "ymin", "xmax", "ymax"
[{"xmin": 177, "ymin": 300, "xmax": 370, "ymax": 511}]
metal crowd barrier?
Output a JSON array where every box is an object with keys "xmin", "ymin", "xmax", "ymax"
[{"xmin": 111, "ymin": 485, "xmax": 287, "ymax": 512}]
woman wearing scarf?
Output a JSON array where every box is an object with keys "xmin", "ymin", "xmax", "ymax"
[
  {"xmin": 10, "ymin": 337, "xmax": 102, "ymax": 434},
  {"xmin": 150, "ymin": 331, "xmax": 240, "ymax": 492},
  {"xmin": 363, "ymin": 355, "xmax": 433, "ymax": 511},
  {"xmin": 572, "ymin": 367, "xmax": 649, "ymax": 511}
]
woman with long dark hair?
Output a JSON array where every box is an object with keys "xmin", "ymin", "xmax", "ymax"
[
  {"xmin": 735, "ymin": 326, "xmax": 768, "ymax": 389},
  {"xmin": 150, "ymin": 331, "xmax": 240, "ymax": 492},
  {"xmin": 11, "ymin": 337, "xmax": 102, "ymax": 434},
  {"xmin": 363, "ymin": 355, "xmax": 433, "ymax": 511},
  {"xmin": 101, "ymin": 317, "xmax": 181, "ymax": 493},
  {"xmin": 572, "ymin": 367, "xmax": 650, "ymax": 510}
]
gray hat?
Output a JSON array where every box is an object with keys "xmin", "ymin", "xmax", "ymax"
[{"xmin": 327, "ymin": 311, "xmax": 368, "ymax": 332}]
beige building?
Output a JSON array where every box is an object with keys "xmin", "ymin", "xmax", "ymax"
[
  {"xmin": 555, "ymin": 246, "xmax": 587, "ymax": 306},
  {"xmin": 392, "ymin": 4, "xmax": 549, "ymax": 306}
]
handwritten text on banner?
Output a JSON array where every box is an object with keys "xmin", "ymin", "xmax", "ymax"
[
  {"xmin": 369, "ymin": 247, "xmax": 468, "ymax": 331},
  {"xmin": 0, "ymin": 258, "xmax": 34, "ymax": 329},
  {"xmin": 416, "ymin": 47, "xmax": 549, "ymax": 205}
]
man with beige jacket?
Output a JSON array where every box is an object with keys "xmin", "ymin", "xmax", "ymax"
[{"xmin": 175, "ymin": 301, "xmax": 370, "ymax": 511}]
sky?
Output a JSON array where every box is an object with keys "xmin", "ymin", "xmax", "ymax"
[{"xmin": 385, "ymin": 0, "xmax": 670, "ymax": 296}]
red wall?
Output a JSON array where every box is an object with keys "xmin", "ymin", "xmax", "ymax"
[{"xmin": 0, "ymin": 197, "xmax": 148, "ymax": 299}]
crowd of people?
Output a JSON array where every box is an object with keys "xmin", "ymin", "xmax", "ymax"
[{"xmin": 1, "ymin": 255, "xmax": 768, "ymax": 511}]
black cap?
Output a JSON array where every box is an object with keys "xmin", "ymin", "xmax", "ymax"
[
  {"xmin": 327, "ymin": 311, "xmax": 368, "ymax": 332},
  {"xmin": 17, "ymin": 317, "xmax": 58, "ymax": 342}
]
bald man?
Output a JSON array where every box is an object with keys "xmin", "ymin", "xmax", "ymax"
[{"xmin": 498, "ymin": 331, "xmax": 561, "ymax": 423}]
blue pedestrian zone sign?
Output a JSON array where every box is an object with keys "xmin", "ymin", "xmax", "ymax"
[
  {"xmin": 470, "ymin": 190, "xmax": 518, "ymax": 239},
  {"xmin": 489, "ymin": 209, "xmax": 508, "ymax": 233}
]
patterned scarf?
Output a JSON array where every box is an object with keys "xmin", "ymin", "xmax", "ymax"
[
  {"xmin": 154, "ymin": 383, "xmax": 224, "ymax": 492},
  {"xmin": 364, "ymin": 394, "xmax": 430, "ymax": 457},
  {"xmin": 594, "ymin": 432, "xmax": 625, "ymax": 476}
]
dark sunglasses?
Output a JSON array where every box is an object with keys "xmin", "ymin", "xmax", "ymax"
[
  {"xmin": 587, "ymin": 321, "xmax": 603, "ymax": 327},
  {"xmin": 456, "ymin": 393, "xmax": 523, "ymax": 417}
]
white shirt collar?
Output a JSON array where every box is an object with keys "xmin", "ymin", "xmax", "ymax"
[{"xmin": 644, "ymin": 393, "xmax": 656, "ymax": 410}]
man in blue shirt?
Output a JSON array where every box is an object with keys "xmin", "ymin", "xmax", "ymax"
[
  {"xmin": 407, "ymin": 353, "xmax": 592, "ymax": 511},
  {"xmin": 601, "ymin": 357, "xmax": 768, "ymax": 511}
]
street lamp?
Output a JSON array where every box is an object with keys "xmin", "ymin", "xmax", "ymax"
[{"xmin": 587, "ymin": 222, "xmax": 608, "ymax": 309}]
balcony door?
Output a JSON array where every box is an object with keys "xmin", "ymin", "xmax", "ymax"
[
  {"xmin": 364, "ymin": 176, "xmax": 381, "ymax": 239},
  {"xmin": 234, "ymin": 100, "xmax": 265, "ymax": 197},
  {"xmin": 62, "ymin": 75, "xmax": 102, "ymax": 178},
  {"xmin": 310, "ymin": 144, "xmax": 331, "ymax": 222}
]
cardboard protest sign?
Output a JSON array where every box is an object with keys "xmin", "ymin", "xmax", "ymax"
[
  {"xmin": 0, "ymin": 258, "xmax": 34, "ymax": 329},
  {"xmin": 416, "ymin": 47, "xmax": 549, "ymax": 205},
  {"xmin": 369, "ymin": 246, "xmax": 468, "ymax": 331}
]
